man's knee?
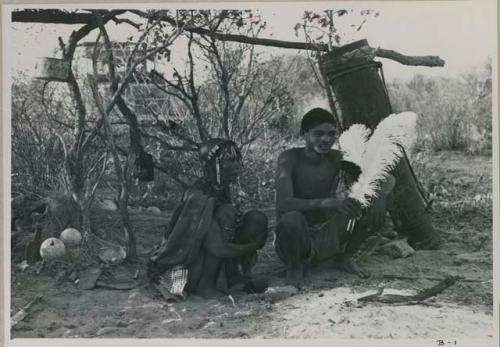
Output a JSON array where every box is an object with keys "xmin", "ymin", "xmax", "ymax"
[
  {"xmin": 276, "ymin": 211, "xmax": 310, "ymax": 246},
  {"xmin": 275, "ymin": 211, "xmax": 310, "ymax": 262}
]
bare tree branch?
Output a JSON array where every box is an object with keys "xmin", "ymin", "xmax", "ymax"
[
  {"xmin": 186, "ymin": 32, "xmax": 207, "ymax": 141},
  {"xmin": 111, "ymin": 16, "xmax": 142, "ymax": 30},
  {"xmin": 13, "ymin": 9, "xmax": 446, "ymax": 67},
  {"xmin": 142, "ymin": 98, "xmax": 199, "ymax": 147},
  {"xmin": 93, "ymin": 11, "xmax": 143, "ymax": 157},
  {"xmin": 84, "ymin": 151, "xmax": 107, "ymax": 181},
  {"xmin": 140, "ymin": 132, "xmax": 197, "ymax": 152},
  {"xmin": 374, "ymin": 47, "xmax": 445, "ymax": 67},
  {"xmin": 152, "ymin": 162, "xmax": 189, "ymax": 189},
  {"xmin": 208, "ymin": 39, "xmax": 231, "ymax": 138},
  {"xmin": 87, "ymin": 151, "xmax": 108, "ymax": 209},
  {"xmin": 40, "ymin": 81, "xmax": 70, "ymax": 157},
  {"xmin": 149, "ymin": 69, "xmax": 193, "ymax": 110},
  {"xmin": 12, "ymin": 10, "xmax": 103, "ymax": 24},
  {"xmin": 234, "ymin": 43, "xmax": 256, "ymax": 118},
  {"xmin": 89, "ymin": 34, "xmax": 138, "ymax": 258},
  {"xmin": 124, "ymin": 19, "xmax": 161, "ymax": 72},
  {"xmin": 81, "ymin": 26, "xmax": 183, "ymax": 153}
]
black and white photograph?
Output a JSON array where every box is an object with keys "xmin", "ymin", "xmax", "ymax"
[{"xmin": 3, "ymin": 1, "xmax": 498, "ymax": 345}]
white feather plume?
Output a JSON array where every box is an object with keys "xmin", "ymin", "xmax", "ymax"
[
  {"xmin": 371, "ymin": 112, "xmax": 418, "ymax": 152},
  {"xmin": 348, "ymin": 112, "xmax": 418, "ymax": 207},
  {"xmin": 338, "ymin": 123, "xmax": 371, "ymax": 167}
]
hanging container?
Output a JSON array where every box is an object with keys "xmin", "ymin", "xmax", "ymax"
[
  {"xmin": 34, "ymin": 57, "xmax": 70, "ymax": 82},
  {"xmin": 319, "ymin": 39, "xmax": 441, "ymax": 250}
]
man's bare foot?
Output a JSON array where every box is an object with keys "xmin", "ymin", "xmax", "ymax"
[
  {"xmin": 334, "ymin": 254, "xmax": 370, "ymax": 278},
  {"xmin": 285, "ymin": 262, "xmax": 305, "ymax": 288}
]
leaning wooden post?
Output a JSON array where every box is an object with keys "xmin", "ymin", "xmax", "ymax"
[{"xmin": 319, "ymin": 39, "xmax": 442, "ymax": 249}]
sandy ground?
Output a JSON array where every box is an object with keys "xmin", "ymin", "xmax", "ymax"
[{"xmin": 9, "ymin": 151, "xmax": 494, "ymax": 340}]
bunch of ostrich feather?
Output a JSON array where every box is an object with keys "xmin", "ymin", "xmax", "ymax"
[
  {"xmin": 339, "ymin": 112, "xmax": 418, "ymax": 208},
  {"xmin": 338, "ymin": 124, "xmax": 371, "ymax": 168}
]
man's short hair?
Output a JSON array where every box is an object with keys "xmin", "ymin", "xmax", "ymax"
[{"xmin": 300, "ymin": 108, "xmax": 337, "ymax": 135}]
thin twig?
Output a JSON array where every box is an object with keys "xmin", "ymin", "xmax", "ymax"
[
  {"xmin": 87, "ymin": 151, "xmax": 108, "ymax": 208},
  {"xmin": 111, "ymin": 15, "xmax": 142, "ymax": 29},
  {"xmin": 382, "ymin": 274, "xmax": 485, "ymax": 283},
  {"xmin": 388, "ymin": 300, "xmax": 442, "ymax": 308}
]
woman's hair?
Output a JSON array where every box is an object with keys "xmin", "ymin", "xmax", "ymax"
[
  {"xmin": 199, "ymin": 138, "xmax": 242, "ymax": 164},
  {"xmin": 199, "ymin": 138, "xmax": 242, "ymax": 184}
]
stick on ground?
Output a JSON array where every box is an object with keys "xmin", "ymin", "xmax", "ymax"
[
  {"xmin": 358, "ymin": 276, "xmax": 459, "ymax": 304},
  {"xmin": 382, "ymin": 274, "xmax": 484, "ymax": 283},
  {"xmin": 11, "ymin": 295, "xmax": 42, "ymax": 328}
]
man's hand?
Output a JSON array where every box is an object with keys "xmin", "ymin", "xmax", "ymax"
[
  {"xmin": 323, "ymin": 197, "xmax": 362, "ymax": 219},
  {"xmin": 340, "ymin": 197, "xmax": 363, "ymax": 219}
]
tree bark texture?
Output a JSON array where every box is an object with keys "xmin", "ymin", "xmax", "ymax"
[{"xmin": 319, "ymin": 39, "xmax": 441, "ymax": 249}]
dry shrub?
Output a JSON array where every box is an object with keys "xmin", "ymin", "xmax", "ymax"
[
  {"xmin": 38, "ymin": 191, "xmax": 81, "ymax": 237},
  {"xmin": 11, "ymin": 76, "xmax": 77, "ymax": 198},
  {"xmin": 238, "ymin": 136, "xmax": 301, "ymax": 206},
  {"xmin": 388, "ymin": 61, "xmax": 492, "ymax": 155}
]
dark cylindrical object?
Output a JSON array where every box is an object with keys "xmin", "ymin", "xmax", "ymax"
[{"xmin": 319, "ymin": 39, "xmax": 441, "ymax": 249}]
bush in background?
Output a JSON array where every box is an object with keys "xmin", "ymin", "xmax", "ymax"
[
  {"xmin": 11, "ymin": 57, "xmax": 492, "ymax": 212},
  {"xmin": 387, "ymin": 60, "xmax": 492, "ymax": 155}
]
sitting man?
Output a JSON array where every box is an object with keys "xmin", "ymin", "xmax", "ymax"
[
  {"xmin": 274, "ymin": 108, "xmax": 394, "ymax": 287},
  {"xmin": 148, "ymin": 139, "xmax": 269, "ymax": 300}
]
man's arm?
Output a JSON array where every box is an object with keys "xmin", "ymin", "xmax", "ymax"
[
  {"xmin": 275, "ymin": 151, "xmax": 329, "ymax": 214},
  {"xmin": 275, "ymin": 150, "xmax": 361, "ymax": 218}
]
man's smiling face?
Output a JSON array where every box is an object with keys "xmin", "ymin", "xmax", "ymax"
[{"xmin": 304, "ymin": 122, "xmax": 337, "ymax": 154}]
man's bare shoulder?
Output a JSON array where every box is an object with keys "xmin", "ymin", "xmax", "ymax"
[
  {"xmin": 278, "ymin": 147, "xmax": 303, "ymax": 160},
  {"xmin": 278, "ymin": 148, "xmax": 342, "ymax": 160}
]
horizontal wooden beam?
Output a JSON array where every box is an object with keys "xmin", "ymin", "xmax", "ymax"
[{"xmin": 12, "ymin": 9, "xmax": 445, "ymax": 67}]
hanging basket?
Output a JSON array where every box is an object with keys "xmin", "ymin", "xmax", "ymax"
[{"xmin": 34, "ymin": 57, "xmax": 70, "ymax": 82}]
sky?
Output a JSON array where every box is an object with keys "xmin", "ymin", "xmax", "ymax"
[{"xmin": 5, "ymin": 1, "xmax": 497, "ymax": 82}]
